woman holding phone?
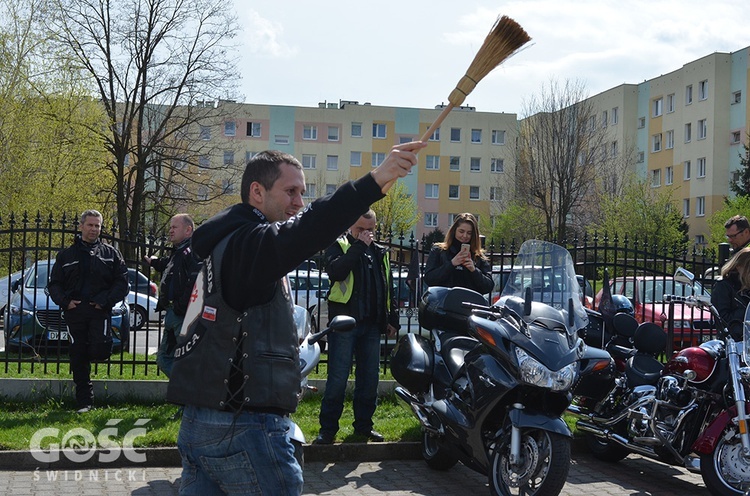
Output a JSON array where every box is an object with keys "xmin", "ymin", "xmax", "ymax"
[{"xmin": 423, "ymin": 212, "xmax": 494, "ymax": 297}]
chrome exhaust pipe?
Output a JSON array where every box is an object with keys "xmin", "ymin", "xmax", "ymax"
[{"xmin": 576, "ymin": 420, "xmax": 659, "ymax": 459}]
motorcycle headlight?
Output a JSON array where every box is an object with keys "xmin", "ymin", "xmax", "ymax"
[{"xmin": 515, "ymin": 347, "xmax": 578, "ymax": 392}]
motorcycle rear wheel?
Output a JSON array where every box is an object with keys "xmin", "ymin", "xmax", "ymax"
[
  {"xmin": 584, "ymin": 433, "xmax": 629, "ymax": 462},
  {"xmin": 488, "ymin": 429, "xmax": 570, "ymax": 496},
  {"xmin": 422, "ymin": 430, "xmax": 458, "ymax": 471},
  {"xmin": 700, "ymin": 425, "xmax": 750, "ymax": 495}
]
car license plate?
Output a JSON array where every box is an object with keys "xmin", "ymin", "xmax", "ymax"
[{"xmin": 48, "ymin": 331, "xmax": 69, "ymax": 340}]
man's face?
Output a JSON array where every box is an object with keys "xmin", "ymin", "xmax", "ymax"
[
  {"xmin": 257, "ymin": 163, "xmax": 305, "ymax": 222},
  {"xmin": 350, "ymin": 216, "xmax": 376, "ymax": 238},
  {"xmin": 80, "ymin": 215, "xmax": 102, "ymax": 243},
  {"xmin": 169, "ymin": 217, "xmax": 192, "ymax": 244},
  {"xmin": 726, "ymin": 224, "xmax": 750, "ymax": 250}
]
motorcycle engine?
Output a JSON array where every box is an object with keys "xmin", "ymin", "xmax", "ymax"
[{"xmin": 657, "ymin": 375, "xmax": 692, "ymax": 407}]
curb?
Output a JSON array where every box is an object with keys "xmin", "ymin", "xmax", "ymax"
[{"xmin": 0, "ymin": 442, "xmax": 423, "ymax": 471}]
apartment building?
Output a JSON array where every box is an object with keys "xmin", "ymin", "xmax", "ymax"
[{"xmin": 198, "ymin": 46, "xmax": 749, "ymax": 243}]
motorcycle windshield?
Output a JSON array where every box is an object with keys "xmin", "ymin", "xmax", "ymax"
[{"xmin": 499, "ymin": 239, "xmax": 588, "ymax": 335}]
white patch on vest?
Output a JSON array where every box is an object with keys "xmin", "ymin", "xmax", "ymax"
[{"xmin": 179, "ymin": 270, "xmax": 205, "ymax": 336}]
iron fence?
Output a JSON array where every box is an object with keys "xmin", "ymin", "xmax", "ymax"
[{"xmin": 0, "ymin": 213, "xmax": 730, "ymax": 376}]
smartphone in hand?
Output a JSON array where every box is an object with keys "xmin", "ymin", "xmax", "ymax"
[{"xmin": 461, "ymin": 243, "xmax": 470, "ymax": 255}]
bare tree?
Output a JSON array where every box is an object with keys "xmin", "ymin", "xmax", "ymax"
[
  {"xmin": 51, "ymin": 0, "xmax": 241, "ymax": 252},
  {"xmin": 514, "ymin": 79, "xmax": 621, "ymax": 242}
]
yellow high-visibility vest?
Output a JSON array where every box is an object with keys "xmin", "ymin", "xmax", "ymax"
[{"xmin": 328, "ymin": 237, "xmax": 391, "ymax": 311}]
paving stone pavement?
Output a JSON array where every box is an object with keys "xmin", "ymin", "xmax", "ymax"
[{"xmin": 0, "ymin": 450, "xmax": 708, "ymax": 495}]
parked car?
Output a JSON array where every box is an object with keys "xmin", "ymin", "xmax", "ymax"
[
  {"xmin": 128, "ymin": 268, "xmax": 158, "ymax": 298},
  {"xmin": 3, "ymin": 259, "xmax": 129, "ymax": 355},
  {"xmin": 127, "ymin": 290, "xmax": 161, "ymax": 330},
  {"xmin": 490, "ymin": 264, "xmax": 593, "ymax": 308},
  {"xmin": 0, "ymin": 269, "xmax": 23, "ymax": 314},
  {"xmin": 594, "ymin": 275, "xmax": 714, "ymax": 347},
  {"xmin": 287, "ymin": 269, "xmax": 329, "ymax": 332}
]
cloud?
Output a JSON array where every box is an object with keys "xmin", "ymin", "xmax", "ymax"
[{"xmin": 239, "ymin": 10, "xmax": 298, "ymax": 58}]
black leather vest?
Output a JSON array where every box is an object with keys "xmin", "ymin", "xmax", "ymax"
[{"xmin": 166, "ymin": 234, "xmax": 301, "ymax": 412}]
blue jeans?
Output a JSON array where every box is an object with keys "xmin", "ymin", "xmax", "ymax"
[
  {"xmin": 319, "ymin": 321, "xmax": 381, "ymax": 435},
  {"xmin": 156, "ymin": 309, "xmax": 183, "ymax": 377},
  {"xmin": 177, "ymin": 405, "xmax": 303, "ymax": 495}
]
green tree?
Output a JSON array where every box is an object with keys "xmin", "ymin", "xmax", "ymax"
[
  {"xmin": 485, "ymin": 203, "xmax": 545, "ymax": 245},
  {"xmin": 730, "ymin": 134, "xmax": 750, "ymax": 197},
  {"xmin": 372, "ymin": 181, "xmax": 420, "ymax": 239},
  {"xmin": 707, "ymin": 195, "xmax": 750, "ymax": 247},
  {"xmin": 591, "ymin": 178, "xmax": 688, "ymax": 248}
]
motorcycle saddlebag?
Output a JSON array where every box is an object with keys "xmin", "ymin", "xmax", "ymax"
[
  {"xmin": 418, "ymin": 286, "xmax": 488, "ymax": 332},
  {"xmin": 390, "ymin": 333, "xmax": 434, "ymax": 394}
]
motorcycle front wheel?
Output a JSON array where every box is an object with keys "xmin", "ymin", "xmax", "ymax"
[
  {"xmin": 700, "ymin": 424, "xmax": 750, "ymax": 496},
  {"xmin": 488, "ymin": 429, "xmax": 570, "ymax": 496},
  {"xmin": 422, "ymin": 430, "xmax": 458, "ymax": 471}
]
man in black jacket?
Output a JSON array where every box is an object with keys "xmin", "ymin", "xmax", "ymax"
[
  {"xmin": 166, "ymin": 142, "xmax": 425, "ymax": 495},
  {"xmin": 48, "ymin": 210, "xmax": 129, "ymax": 413},
  {"xmin": 144, "ymin": 213, "xmax": 202, "ymax": 377},
  {"xmin": 314, "ymin": 209, "xmax": 398, "ymax": 444}
]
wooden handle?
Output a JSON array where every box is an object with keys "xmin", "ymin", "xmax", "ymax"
[{"xmin": 381, "ymin": 103, "xmax": 456, "ymax": 194}]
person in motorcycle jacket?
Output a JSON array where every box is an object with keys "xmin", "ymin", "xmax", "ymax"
[
  {"xmin": 165, "ymin": 142, "xmax": 426, "ymax": 496},
  {"xmin": 711, "ymin": 246, "xmax": 750, "ymax": 339}
]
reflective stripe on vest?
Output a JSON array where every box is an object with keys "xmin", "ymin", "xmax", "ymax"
[{"xmin": 328, "ymin": 237, "xmax": 391, "ymax": 311}]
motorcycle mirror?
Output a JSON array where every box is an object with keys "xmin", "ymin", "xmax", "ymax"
[
  {"xmin": 523, "ymin": 286, "xmax": 532, "ymax": 316},
  {"xmin": 308, "ymin": 315, "xmax": 357, "ymax": 345},
  {"xmin": 673, "ymin": 267, "xmax": 695, "ymax": 285}
]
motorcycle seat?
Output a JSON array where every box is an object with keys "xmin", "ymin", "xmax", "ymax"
[
  {"xmin": 440, "ymin": 334, "xmax": 480, "ymax": 377},
  {"xmin": 625, "ymin": 353, "xmax": 664, "ymax": 387}
]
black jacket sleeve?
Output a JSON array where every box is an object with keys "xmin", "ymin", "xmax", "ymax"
[
  {"xmin": 174, "ymin": 251, "xmax": 202, "ymax": 316},
  {"xmin": 711, "ymin": 277, "xmax": 747, "ymax": 327},
  {"xmin": 326, "ymin": 238, "xmax": 367, "ymax": 282},
  {"xmin": 471, "ymin": 257, "xmax": 495, "ymax": 295},
  {"xmin": 423, "ymin": 247, "xmax": 453, "ymax": 287},
  {"xmin": 92, "ymin": 247, "xmax": 129, "ymax": 310},
  {"xmin": 47, "ymin": 249, "xmax": 70, "ymax": 309}
]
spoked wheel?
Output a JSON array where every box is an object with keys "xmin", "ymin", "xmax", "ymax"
[
  {"xmin": 700, "ymin": 424, "xmax": 750, "ymax": 495},
  {"xmin": 488, "ymin": 429, "xmax": 570, "ymax": 496},
  {"xmin": 422, "ymin": 430, "xmax": 458, "ymax": 471}
]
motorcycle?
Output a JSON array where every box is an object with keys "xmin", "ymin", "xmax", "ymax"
[
  {"xmin": 290, "ymin": 305, "xmax": 355, "ymax": 467},
  {"xmin": 570, "ymin": 267, "xmax": 750, "ymax": 495},
  {"xmin": 391, "ymin": 240, "xmax": 587, "ymax": 496}
]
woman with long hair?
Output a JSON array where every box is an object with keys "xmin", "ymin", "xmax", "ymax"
[
  {"xmin": 711, "ymin": 246, "xmax": 750, "ymax": 339},
  {"xmin": 423, "ymin": 213, "xmax": 493, "ymax": 296}
]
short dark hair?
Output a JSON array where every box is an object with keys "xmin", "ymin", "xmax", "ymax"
[
  {"xmin": 725, "ymin": 215, "xmax": 750, "ymax": 231},
  {"xmin": 240, "ymin": 150, "xmax": 302, "ymax": 203},
  {"xmin": 80, "ymin": 209, "xmax": 103, "ymax": 225}
]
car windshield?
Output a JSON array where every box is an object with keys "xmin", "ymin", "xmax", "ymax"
[
  {"xmin": 500, "ymin": 239, "xmax": 588, "ymax": 334},
  {"xmin": 25, "ymin": 263, "xmax": 53, "ymax": 289},
  {"xmin": 641, "ymin": 279, "xmax": 707, "ymax": 304}
]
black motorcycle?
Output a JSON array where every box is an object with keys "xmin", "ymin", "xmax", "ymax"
[{"xmin": 391, "ymin": 240, "xmax": 587, "ymax": 496}]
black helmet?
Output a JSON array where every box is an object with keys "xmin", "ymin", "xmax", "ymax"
[{"xmin": 611, "ymin": 294, "xmax": 634, "ymax": 316}]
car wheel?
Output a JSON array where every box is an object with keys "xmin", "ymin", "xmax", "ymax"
[{"xmin": 129, "ymin": 304, "xmax": 147, "ymax": 330}]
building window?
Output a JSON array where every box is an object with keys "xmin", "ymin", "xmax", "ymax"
[
  {"xmin": 652, "ymin": 133, "xmax": 662, "ymax": 152},
  {"xmin": 327, "ymin": 126, "xmax": 339, "ymax": 141},
  {"xmin": 372, "ymin": 152, "xmax": 385, "ymax": 167},
  {"xmin": 471, "ymin": 129, "xmax": 482, "ymax": 143},
  {"xmin": 302, "ymin": 154, "xmax": 316, "ymax": 169},
  {"xmin": 449, "ymin": 156, "xmax": 460, "ymax": 171},
  {"xmin": 470, "ymin": 157, "xmax": 481, "ymax": 172},
  {"xmin": 492, "ymin": 130, "xmax": 506, "ymax": 145},
  {"xmin": 448, "ymin": 185, "xmax": 459, "ymax": 199},
  {"xmin": 652, "ymin": 97, "xmax": 663, "ymax": 117},
  {"xmin": 326, "ymin": 184, "xmax": 336, "ymax": 195},
  {"xmin": 247, "ymin": 122, "xmax": 261, "ymax": 137},
  {"xmin": 697, "ymin": 157, "xmax": 706, "ymax": 178},
  {"xmin": 698, "ymin": 119, "xmax": 707, "ymax": 140},
  {"xmin": 491, "ymin": 158, "xmax": 504, "ymax": 173},
  {"xmin": 684, "ymin": 123, "xmax": 692, "ymax": 143},
  {"xmin": 589, "ymin": 116, "xmax": 596, "ymax": 131},
  {"xmin": 426, "ymin": 155, "xmax": 440, "ymax": 170},
  {"xmin": 732, "ymin": 131, "xmax": 742, "ymax": 144},
  {"xmin": 611, "ymin": 107, "xmax": 619, "ymax": 124},
  {"xmin": 469, "ymin": 186, "xmax": 480, "ymax": 200},
  {"xmin": 303, "ymin": 125, "xmax": 317, "ymax": 140},
  {"xmin": 428, "ymin": 127, "xmax": 440, "ymax": 141},
  {"xmin": 684, "ymin": 160, "xmax": 691, "ymax": 180},
  {"xmin": 450, "ymin": 127, "xmax": 461, "ymax": 142},
  {"xmin": 611, "ymin": 140, "xmax": 619, "ymax": 157},
  {"xmin": 223, "ymin": 151, "xmax": 233, "ymax": 166},
  {"xmin": 351, "ymin": 122, "xmax": 362, "ymax": 137},
  {"xmin": 733, "ymin": 91, "xmax": 742, "ymax": 104},
  {"xmin": 666, "ymin": 130, "xmax": 674, "ymax": 149},
  {"xmin": 696, "ymin": 196, "xmax": 705, "ymax": 216},
  {"xmin": 197, "ymin": 186, "xmax": 208, "ymax": 201},
  {"xmin": 683, "ymin": 198, "xmax": 690, "ymax": 217},
  {"xmin": 327, "ymin": 155, "xmax": 338, "ymax": 171},
  {"xmin": 601, "ymin": 110, "xmax": 608, "ymax": 128},
  {"xmin": 638, "ymin": 117, "xmax": 646, "ymax": 129},
  {"xmin": 651, "ymin": 169, "xmax": 661, "ymax": 187},
  {"xmin": 303, "ymin": 183, "xmax": 316, "ymax": 199},
  {"xmin": 425, "ymin": 184, "xmax": 439, "ymax": 199},
  {"xmin": 490, "ymin": 187, "xmax": 501, "ymax": 201},
  {"xmin": 274, "ymin": 135, "xmax": 289, "ymax": 145},
  {"xmin": 637, "ymin": 151, "xmax": 645, "ymax": 163},
  {"xmin": 200, "ymin": 126, "xmax": 211, "ymax": 140},
  {"xmin": 696, "ymin": 234, "xmax": 706, "ymax": 245},
  {"xmin": 350, "ymin": 151, "xmax": 362, "ymax": 167},
  {"xmin": 222, "ymin": 179, "xmax": 234, "ymax": 195},
  {"xmin": 372, "ymin": 123, "xmax": 386, "ymax": 139},
  {"xmin": 665, "ymin": 166, "xmax": 673, "ymax": 185},
  {"xmin": 686, "ymin": 84, "xmax": 693, "ymax": 105},
  {"xmin": 245, "ymin": 151, "xmax": 257, "ymax": 162},
  {"xmin": 224, "ymin": 121, "xmax": 236, "ymax": 136},
  {"xmin": 425, "ymin": 213, "xmax": 438, "ymax": 228},
  {"xmin": 199, "ymin": 155, "xmax": 210, "ymax": 168},
  {"xmin": 666, "ymin": 94, "xmax": 675, "ymax": 113},
  {"xmin": 699, "ymin": 80, "xmax": 708, "ymax": 100}
]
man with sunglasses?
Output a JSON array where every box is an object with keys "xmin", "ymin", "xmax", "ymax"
[{"xmin": 725, "ymin": 215, "xmax": 750, "ymax": 253}]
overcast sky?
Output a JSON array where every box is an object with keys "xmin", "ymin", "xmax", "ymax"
[{"xmin": 234, "ymin": 0, "xmax": 749, "ymax": 116}]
